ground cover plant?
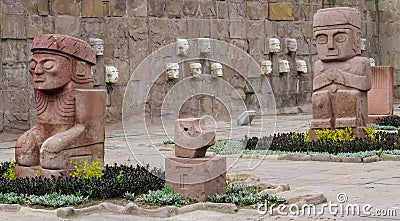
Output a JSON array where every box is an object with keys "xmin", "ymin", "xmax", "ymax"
[{"xmin": 208, "ymin": 182, "xmax": 286, "ymax": 207}]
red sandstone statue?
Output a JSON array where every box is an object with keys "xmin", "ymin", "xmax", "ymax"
[
  {"xmin": 15, "ymin": 34, "xmax": 106, "ymax": 176},
  {"xmin": 311, "ymin": 7, "xmax": 371, "ymax": 138}
]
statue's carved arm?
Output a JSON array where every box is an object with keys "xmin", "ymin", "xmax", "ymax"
[{"xmin": 40, "ymin": 124, "xmax": 85, "ymax": 153}]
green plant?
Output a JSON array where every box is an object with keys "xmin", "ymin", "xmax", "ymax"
[
  {"xmin": 124, "ymin": 192, "xmax": 135, "ymax": 201},
  {"xmin": 3, "ymin": 161, "xmax": 17, "ymax": 181},
  {"xmin": 208, "ymin": 183, "xmax": 285, "ymax": 207},
  {"xmin": 363, "ymin": 127, "xmax": 376, "ymax": 139},
  {"xmin": 70, "ymin": 159, "xmax": 104, "ymax": 179},
  {"xmin": 377, "ymin": 115, "xmax": 400, "ymax": 127},
  {"xmin": 139, "ymin": 186, "xmax": 196, "ymax": 207},
  {"xmin": 208, "ymin": 140, "xmax": 245, "ymax": 154},
  {"xmin": 313, "ymin": 127, "xmax": 355, "ymax": 142},
  {"xmin": 0, "ymin": 192, "xmax": 88, "ymax": 207},
  {"xmin": 163, "ymin": 140, "xmax": 175, "ymax": 144}
]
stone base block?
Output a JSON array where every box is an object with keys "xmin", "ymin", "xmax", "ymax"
[
  {"xmin": 165, "ymin": 156, "xmax": 226, "ymax": 202},
  {"xmin": 14, "ymin": 165, "xmax": 68, "ymax": 178}
]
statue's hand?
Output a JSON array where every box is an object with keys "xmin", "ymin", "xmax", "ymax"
[
  {"xmin": 41, "ymin": 135, "xmax": 67, "ymax": 153},
  {"xmin": 40, "ymin": 124, "xmax": 85, "ymax": 154}
]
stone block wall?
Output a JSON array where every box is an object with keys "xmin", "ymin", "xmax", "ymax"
[{"xmin": 0, "ymin": 0, "xmax": 397, "ymax": 134}]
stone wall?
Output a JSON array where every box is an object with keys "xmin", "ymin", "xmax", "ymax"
[{"xmin": 0, "ymin": 0, "xmax": 397, "ymax": 134}]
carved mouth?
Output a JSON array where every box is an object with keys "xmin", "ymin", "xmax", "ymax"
[{"xmin": 34, "ymin": 78, "xmax": 45, "ymax": 82}]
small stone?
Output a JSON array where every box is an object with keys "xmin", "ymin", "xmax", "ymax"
[
  {"xmin": 0, "ymin": 204, "xmax": 21, "ymax": 212},
  {"xmin": 341, "ymin": 156, "xmax": 362, "ymax": 163},
  {"xmin": 363, "ymin": 155, "xmax": 380, "ymax": 163},
  {"xmin": 310, "ymin": 154, "xmax": 331, "ymax": 161},
  {"xmin": 380, "ymin": 153, "xmax": 400, "ymax": 161},
  {"xmin": 56, "ymin": 207, "xmax": 75, "ymax": 218}
]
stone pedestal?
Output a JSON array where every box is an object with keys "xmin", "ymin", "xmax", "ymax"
[
  {"xmin": 165, "ymin": 156, "xmax": 226, "ymax": 202},
  {"xmin": 368, "ymin": 66, "xmax": 393, "ymax": 123}
]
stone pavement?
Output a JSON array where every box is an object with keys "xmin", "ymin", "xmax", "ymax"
[{"xmin": 0, "ymin": 113, "xmax": 399, "ymax": 220}]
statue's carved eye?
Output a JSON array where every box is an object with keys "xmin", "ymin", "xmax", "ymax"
[
  {"xmin": 316, "ymin": 35, "xmax": 328, "ymax": 44},
  {"xmin": 335, "ymin": 33, "xmax": 347, "ymax": 43},
  {"xmin": 43, "ymin": 61, "xmax": 55, "ymax": 70},
  {"xmin": 29, "ymin": 60, "xmax": 37, "ymax": 71}
]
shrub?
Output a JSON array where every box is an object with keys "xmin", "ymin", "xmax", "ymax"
[
  {"xmin": 2, "ymin": 161, "xmax": 17, "ymax": 181},
  {"xmin": 70, "ymin": 159, "xmax": 104, "ymax": 179},
  {"xmin": 138, "ymin": 186, "xmax": 196, "ymax": 207},
  {"xmin": 0, "ymin": 164, "xmax": 165, "ymax": 200},
  {"xmin": 377, "ymin": 115, "xmax": 400, "ymax": 127},
  {"xmin": 244, "ymin": 130, "xmax": 400, "ymax": 154},
  {"xmin": 208, "ymin": 183, "xmax": 285, "ymax": 207}
]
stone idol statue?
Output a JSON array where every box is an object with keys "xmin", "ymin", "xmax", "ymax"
[
  {"xmin": 311, "ymin": 7, "xmax": 371, "ymax": 139},
  {"xmin": 15, "ymin": 34, "xmax": 106, "ymax": 177}
]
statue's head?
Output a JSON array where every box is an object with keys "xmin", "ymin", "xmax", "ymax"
[
  {"xmin": 190, "ymin": 63, "xmax": 202, "ymax": 77},
  {"xmin": 260, "ymin": 60, "xmax": 272, "ymax": 75},
  {"xmin": 210, "ymin": 63, "xmax": 223, "ymax": 77},
  {"xmin": 105, "ymin": 65, "xmax": 119, "ymax": 83},
  {"xmin": 278, "ymin": 60, "xmax": 290, "ymax": 73},
  {"xmin": 29, "ymin": 34, "xmax": 95, "ymax": 91},
  {"xmin": 285, "ymin": 38, "xmax": 297, "ymax": 53},
  {"xmin": 177, "ymin": 39, "xmax": 189, "ymax": 56},
  {"xmin": 166, "ymin": 63, "xmax": 180, "ymax": 79},
  {"xmin": 268, "ymin": 38, "xmax": 281, "ymax": 53},
  {"xmin": 89, "ymin": 38, "xmax": 104, "ymax": 56},
  {"xmin": 313, "ymin": 7, "xmax": 362, "ymax": 62},
  {"xmin": 296, "ymin": 60, "xmax": 308, "ymax": 73}
]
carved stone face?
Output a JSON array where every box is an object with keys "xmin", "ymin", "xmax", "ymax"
[
  {"xmin": 105, "ymin": 66, "xmax": 119, "ymax": 83},
  {"xmin": 315, "ymin": 28, "xmax": 356, "ymax": 62},
  {"xmin": 360, "ymin": 38, "xmax": 366, "ymax": 51},
  {"xmin": 260, "ymin": 60, "xmax": 272, "ymax": 75},
  {"xmin": 286, "ymin": 38, "xmax": 297, "ymax": 52},
  {"xmin": 369, "ymin": 58, "xmax": 376, "ymax": 66},
  {"xmin": 29, "ymin": 52, "xmax": 72, "ymax": 91},
  {"xmin": 177, "ymin": 39, "xmax": 189, "ymax": 56},
  {"xmin": 211, "ymin": 63, "xmax": 223, "ymax": 77},
  {"xmin": 296, "ymin": 60, "xmax": 307, "ymax": 73},
  {"xmin": 89, "ymin": 38, "xmax": 104, "ymax": 56},
  {"xmin": 269, "ymin": 38, "xmax": 280, "ymax": 53},
  {"xmin": 166, "ymin": 63, "xmax": 179, "ymax": 79},
  {"xmin": 190, "ymin": 63, "xmax": 202, "ymax": 77},
  {"xmin": 199, "ymin": 38, "xmax": 211, "ymax": 54},
  {"xmin": 278, "ymin": 60, "xmax": 290, "ymax": 73}
]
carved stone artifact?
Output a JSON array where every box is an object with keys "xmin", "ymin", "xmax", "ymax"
[
  {"xmin": 89, "ymin": 38, "xmax": 104, "ymax": 56},
  {"xmin": 105, "ymin": 65, "xmax": 119, "ymax": 83},
  {"xmin": 198, "ymin": 38, "xmax": 211, "ymax": 54},
  {"xmin": 15, "ymin": 34, "xmax": 106, "ymax": 177},
  {"xmin": 311, "ymin": 7, "xmax": 371, "ymax": 138},
  {"xmin": 166, "ymin": 117, "xmax": 225, "ymax": 201},
  {"xmin": 285, "ymin": 38, "xmax": 297, "ymax": 53},
  {"xmin": 278, "ymin": 60, "xmax": 290, "ymax": 73},
  {"xmin": 166, "ymin": 63, "xmax": 179, "ymax": 79},
  {"xmin": 177, "ymin": 39, "xmax": 189, "ymax": 56},
  {"xmin": 210, "ymin": 63, "xmax": 223, "ymax": 77},
  {"xmin": 174, "ymin": 118, "xmax": 215, "ymax": 158},
  {"xmin": 268, "ymin": 38, "xmax": 281, "ymax": 53},
  {"xmin": 260, "ymin": 60, "xmax": 272, "ymax": 75},
  {"xmin": 296, "ymin": 60, "xmax": 308, "ymax": 73},
  {"xmin": 190, "ymin": 63, "xmax": 202, "ymax": 77},
  {"xmin": 360, "ymin": 38, "xmax": 366, "ymax": 51}
]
